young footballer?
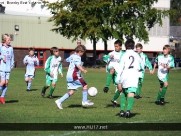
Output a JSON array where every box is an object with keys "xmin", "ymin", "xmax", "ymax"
[
  {"xmin": 103, "ymin": 40, "xmax": 124, "ymax": 107},
  {"xmin": 0, "ymin": 34, "xmax": 14, "ymax": 104},
  {"xmin": 152, "ymin": 45, "xmax": 174, "ymax": 105},
  {"xmin": 135, "ymin": 43, "xmax": 153, "ymax": 99},
  {"xmin": 23, "ymin": 47, "xmax": 39, "ymax": 91},
  {"xmin": 55, "ymin": 45, "xmax": 94, "ymax": 109},
  {"xmin": 116, "ymin": 39, "xmax": 142, "ymax": 118},
  {"xmin": 41, "ymin": 47, "xmax": 63, "ymax": 99}
]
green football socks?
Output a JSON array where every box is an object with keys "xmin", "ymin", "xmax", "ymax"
[
  {"xmin": 161, "ymin": 86, "xmax": 167, "ymax": 98},
  {"xmin": 105, "ymin": 73, "xmax": 112, "ymax": 88},
  {"xmin": 156, "ymin": 91, "xmax": 162, "ymax": 101},
  {"xmin": 49, "ymin": 87, "xmax": 55, "ymax": 95},
  {"xmin": 42, "ymin": 86, "xmax": 48, "ymax": 92},
  {"xmin": 112, "ymin": 90, "xmax": 121, "ymax": 101},
  {"xmin": 120, "ymin": 93, "xmax": 126, "ymax": 110},
  {"xmin": 136, "ymin": 83, "xmax": 142, "ymax": 95},
  {"xmin": 127, "ymin": 97, "xmax": 134, "ymax": 110}
]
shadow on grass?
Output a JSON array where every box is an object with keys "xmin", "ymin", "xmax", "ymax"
[
  {"xmin": 143, "ymin": 96, "xmax": 151, "ymax": 98},
  {"xmin": 6, "ymin": 100, "xmax": 19, "ymax": 103},
  {"xmin": 149, "ymin": 101, "xmax": 170, "ymax": 104},
  {"xmin": 30, "ymin": 89, "xmax": 38, "ymax": 91},
  {"xmin": 67, "ymin": 104, "xmax": 97, "ymax": 109},
  {"xmin": 68, "ymin": 104, "xmax": 82, "ymax": 108},
  {"xmin": 115, "ymin": 112, "xmax": 140, "ymax": 118},
  {"xmin": 41, "ymin": 96, "xmax": 61, "ymax": 99},
  {"xmin": 52, "ymin": 96, "xmax": 61, "ymax": 98},
  {"xmin": 105, "ymin": 104, "xmax": 120, "ymax": 108}
]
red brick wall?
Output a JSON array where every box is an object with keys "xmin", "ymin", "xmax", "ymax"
[{"xmin": 14, "ymin": 49, "xmax": 28, "ymax": 68}]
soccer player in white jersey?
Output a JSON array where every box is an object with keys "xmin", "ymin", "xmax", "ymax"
[
  {"xmin": 23, "ymin": 47, "xmax": 39, "ymax": 91},
  {"xmin": 116, "ymin": 39, "xmax": 142, "ymax": 118},
  {"xmin": 55, "ymin": 45, "xmax": 94, "ymax": 109},
  {"xmin": 135, "ymin": 43, "xmax": 153, "ymax": 99},
  {"xmin": 41, "ymin": 47, "xmax": 63, "ymax": 99},
  {"xmin": 152, "ymin": 45, "xmax": 174, "ymax": 105},
  {"xmin": 103, "ymin": 40, "xmax": 124, "ymax": 92},
  {"xmin": 0, "ymin": 34, "xmax": 14, "ymax": 104},
  {"xmin": 103, "ymin": 40, "xmax": 125, "ymax": 107}
]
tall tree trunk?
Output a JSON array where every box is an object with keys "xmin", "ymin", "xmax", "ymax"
[
  {"xmin": 93, "ymin": 38, "xmax": 97, "ymax": 66},
  {"xmin": 104, "ymin": 40, "xmax": 108, "ymax": 54}
]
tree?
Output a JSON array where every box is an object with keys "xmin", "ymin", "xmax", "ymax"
[
  {"xmin": 43, "ymin": 0, "xmax": 171, "ymax": 64},
  {"xmin": 170, "ymin": 0, "xmax": 181, "ymax": 26}
]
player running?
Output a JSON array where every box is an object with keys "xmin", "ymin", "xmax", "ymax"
[
  {"xmin": 0, "ymin": 34, "xmax": 14, "ymax": 104},
  {"xmin": 152, "ymin": 45, "xmax": 174, "ymax": 105},
  {"xmin": 135, "ymin": 43, "xmax": 153, "ymax": 99},
  {"xmin": 103, "ymin": 40, "xmax": 125, "ymax": 107},
  {"xmin": 41, "ymin": 47, "xmax": 63, "ymax": 99},
  {"xmin": 55, "ymin": 45, "xmax": 94, "ymax": 109},
  {"xmin": 23, "ymin": 47, "xmax": 39, "ymax": 91}
]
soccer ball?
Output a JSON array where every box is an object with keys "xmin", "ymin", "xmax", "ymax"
[{"xmin": 88, "ymin": 87, "xmax": 98, "ymax": 97}]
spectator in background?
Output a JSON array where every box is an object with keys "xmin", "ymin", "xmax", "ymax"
[
  {"xmin": 77, "ymin": 40, "xmax": 81, "ymax": 46},
  {"xmin": 77, "ymin": 40, "xmax": 86, "ymax": 67}
]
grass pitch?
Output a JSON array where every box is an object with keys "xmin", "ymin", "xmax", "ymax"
[{"xmin": 0, "ymin": 68, "xmax": 181, "ymax": 136}]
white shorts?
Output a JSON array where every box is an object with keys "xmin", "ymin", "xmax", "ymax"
[
  {"xmin": 0, "ymin": 71, "xmax": 10, "ymax": 80},
  {"xmin": 67, "ymin": 78, "xmax": 87, "ymax": 90},
  {"xmin": 25, "ymin": 74, "xmax": 34, "ymax": 80},
  {"xmin": 119, "ymin": 71, "xmax": 139, "ymax": 88}
]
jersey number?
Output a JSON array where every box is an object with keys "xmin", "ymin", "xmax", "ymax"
[{"xmin": 128, "ymin": 56, "xmax": 134, "ymax": 69}]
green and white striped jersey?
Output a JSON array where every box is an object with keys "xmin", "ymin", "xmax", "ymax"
[
  {"xmin": 44, "ymin": 55, "xmax": 63, "ymax": 80},
  {"xmin": 155, "ymin": 54, "xmax": 174, "ymax": 81},
  {"xmin": 103, "ymin": 50, "xmax": 125, "ymax": 72}
]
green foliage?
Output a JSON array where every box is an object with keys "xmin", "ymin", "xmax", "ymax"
[
  {"xmin": 42, "ymin": 0, "xmax": 173, "ymax": 64},
  {"xmin": 43, "ymin": 0, "xmax": 171, "ymax": 43}
]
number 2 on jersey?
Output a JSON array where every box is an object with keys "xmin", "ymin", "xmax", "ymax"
[{"xmin": 128, "ymin": 56, "xmax": 134, "ymax": 69}]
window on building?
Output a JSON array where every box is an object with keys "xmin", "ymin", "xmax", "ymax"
[
  {"xmin": 34, "ymin": 50, "xmax": 46, "ymax": 68},
  {"xmin": 40, "ymin": 50, "xmax": 44, "ymax": 58}
]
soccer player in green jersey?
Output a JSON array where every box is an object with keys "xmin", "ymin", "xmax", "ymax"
[
  {"xmin": 152, "ymin": 45, "xmax": 174, "ymax": 105},
  {"xmin": 41, "ymin": 47, "xmax": 63, "ymax": 99},
  {"xmin": 135, "ymin": 43, "xmax": 153, "ymax": 99}
]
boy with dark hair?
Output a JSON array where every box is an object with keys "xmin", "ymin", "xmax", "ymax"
[
  {"xmin": 116, "ymin": 39, "xmax": 142, "ymax": 118},
  {"xmin": 23, "ymin": 47, "xmax": 39, "ymax": 91},
  {"xmin": 41, "ymin": 47, "xmax": 63, "ymax": 99},
  {"xmin": 152, "ymin": 45, "xmax": 174, "ymax": 105},
  {"xmin": 55, "ymin": 45, "xmax": 94, "ymax": 109},
  {"xmin": 135, "ymin": 43, "xmax": 153, "ymax": 98},
  {"xmin": 103, "ymin": 40, "xmax": 125, "ymax": 107}
]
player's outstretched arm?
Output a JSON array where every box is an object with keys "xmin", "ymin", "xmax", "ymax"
[
  {"xmin": 145, "ymin": 55, "xmax": 153, "ymax": 74},
  {"xmin": 151, "ymin": 63, "xmax": 157, "ymax": 74},
  {"xmin": 103, "ymin": 53, "xmax": 112, "ymax": 63},
  {"xmin": 77, "ymin": 65, "xmax": 87, "ymax": 74}
]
